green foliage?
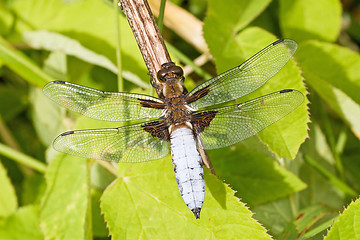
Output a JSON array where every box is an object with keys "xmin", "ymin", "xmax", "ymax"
[
  {"xmin": 209, "ymin": 143, "xmax": 307, "ymax": 206},
  {"xmin": 296, "ymin": 41, "xmax": 360, "ymax": 137},
  {"xmin": 0, "ymin": 206, "xmax": 43, "ymax": 240},
  {"xmin": 279, "ymin": 0, "xmax": 342, "ymax": 42},
  {"xmin": 0, "ymin": 161, "xmax": 17, "ymax": 217},
  {"xmin": 0, "ymin": 0, "xmax": 359, "ymax": 239},
  {"xmin": 101, "ymin": 161, "xmax": 271, "ymax": 239},
  {"xmin": 40, "ymin": 154, "xmax": 91, "ymax": 240},
  {"xmin": 325, "ymin": 198, "xmax": 360, "ymax": 239}
]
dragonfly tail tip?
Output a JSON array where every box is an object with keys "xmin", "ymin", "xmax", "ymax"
[{"xmin": 192, "ymin": 208, "xmax": 201, "ymax": 219}]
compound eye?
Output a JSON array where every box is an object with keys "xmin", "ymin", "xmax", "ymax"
[
  {"xmin": 161, "ymin": 62, "xmax": 175, "ymax": 69},
  {"xmin": 171, "ymin": 66, "xmax": 184, "ymax": 77},
  {"xmin": 157, "ymin": 68, "xmax": 168, "ymax": 82},
  {"xmin": 157, "ymin": 62, "xmax": 184, "ymax": 82}
]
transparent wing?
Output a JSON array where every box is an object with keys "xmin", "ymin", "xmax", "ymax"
[
  {"xmin": 187, "ymin": 39, "xmax": 297, "ymax": 110},
  {"xmin": 196, "ymin": 89, "xmax": 304, "ymax": 149},
  {"xmin": 53, "ymin": 121, "xmax": 169, "ymax": 163},
  {"xmin": 43, "ymin": 81, "xmax": 165, "ymax": 121}
]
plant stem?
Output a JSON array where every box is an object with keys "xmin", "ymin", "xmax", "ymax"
[
  {"xmin": 114, "ymin": 0, "xmax": 123, "ymax": 92},
  {"xmin": 0, "ymin": 143, "xmax": 46, "ymax": 173},
  {"xmin": 157, "ymin": 0, "xmax": 166, "ymax": 33}
]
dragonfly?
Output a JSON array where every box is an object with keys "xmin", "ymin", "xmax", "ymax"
[{"xmin": 43, "ymin": 39, "xmax": 304, "ymax": 219}]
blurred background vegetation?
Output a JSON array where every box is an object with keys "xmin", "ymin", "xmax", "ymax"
[{"xmin": 0, "ymin": 0, "xmax": 360, "ymax": 239}]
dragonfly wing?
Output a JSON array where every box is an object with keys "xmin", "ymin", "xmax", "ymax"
[
  {"xmin": 187, "ymin": 39, "xmax": 297, "ymax": 109},
  {"xmin": 43, "ymin": 81, "xmax": 165, "ymax": 121},
  {"xmin": 53, "ymin": 120, "xmax": 170, "ymax": 163},
  {"xmin": 192, "ymin": 89, "xmax": 304, "ymax": 149}
]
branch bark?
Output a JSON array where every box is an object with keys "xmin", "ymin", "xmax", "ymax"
[{"xmin": 119, "ymin": 0, "xmax": 171, "ymax": 96}]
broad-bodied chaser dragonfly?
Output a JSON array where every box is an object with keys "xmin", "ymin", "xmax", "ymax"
[{"xmin": 43, "ymin": 39, "xmax": 304, "ymax": 219}]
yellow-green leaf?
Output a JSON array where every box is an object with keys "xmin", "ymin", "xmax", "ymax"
[
  {"xmin": 325, "ymin": 198, "xmax": 360, "ymax": 239},
  {"xmin": 40, "ymin": 154, "xmax": 91, "ymax": 240},
  {"xmin": 0, "ymin": 205, "xmax": 43, "ymax": 240},
  {"xmin": 296, "ymin": 40, "xmax": 360, "ymax": 138},
  {"xmin": 279, "ymin": 0, "xmax": 342, "ymax": 42},
  {"xmin": 0, "ymin": 160, "xmax": 17, "ymax": 217},
  {"xmin": 101, "ymin": 158, "xmax": 272, "ymax": 239}
]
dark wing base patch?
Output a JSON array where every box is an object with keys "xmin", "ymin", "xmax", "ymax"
[
  {"xmin": 185, "ymin": 86, "xmax": 210, "ymax": 105},
  {"xmin": 139, "ymin": 99, "xmax": 166, "ymax": 109},
  {"xmin": 191, "ymin": 111, "xmax": 217, "ymax": 133},
  {"xmin": 142, "ymin": 120, "xmax": 170, "ymax": 141}
]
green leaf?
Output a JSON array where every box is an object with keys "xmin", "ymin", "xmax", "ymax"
[
  {"xmin": 0, "ymin": 205, "xmax": 43, "ymax": 240},
  {"xmin": 297, "ymin": 41, "xmax": 360, "ymax": 104},
  {"xmin": 301, "ymin": 122, "xmax": 357, "ymax": 198},
  {"xmin": 0, "ymin": 36, "xmax": 52, "ymax": 87},
  {"xmin": 0, "ymin": 5, "xmax": 14, "ymax": 37},
  {"xmin": 299, "ymin": 155, "xmax": 346, "ymax": 211},
  {"xmin": 30, "ymin": 86, "xmax": 64, "ymax": 146},
  {"xmin": 253, "ymin": 196, "xmax": 338, "ymax": 239},
  {"xmin": 23, "ymin": 30, "xmax": 148, "ymax": 89},
  {"xmin": 204, "ymin": 1, "xmax": 271, "ymax": 72},
  {"xmin": 0, "ymin": 85, "xmax": 28, "ymax": 122},
  {"xmin": 40, "ymin": 154, "xmax": 91, "ymax": 240},
  {"xmin": 253, "ymin": 198, "xmax": 295, "ymax": 237},
  {"xmin": 205, "ymin": 0, "xmax": 271, "ymax": 34},
  {"xmin": 325, "ymin": 198, "xmax": 360, "ymax": 239},
  {"xmin": 205, "ymin": 26, "xmax": 308, "ymax": 159},
  {"xmin": 296, "ymin": 40, "xmax": 360, "ymax": 138},
  {"xmin": 42, "ymin": 49, "xmax": 67, "ymax": 80},
  {"xmin": 304, "ymin": 155, "xmax": 357, "ymax": 197},
  {"xmin": 209, "ymin": 142, "xmax": 307, "ymax": 206},
  {"xmin": 343, "ymin": 152, "xmax": 360, "ymax": 191},
  {"xmin": 22, "ymin": 174, "xmax": 45, "ymax": 206},
  {"xmin": 11, "ymin": 0, "xmax": 149, "ymax": 87},
  {"xmin": 91, "ymin": 188, "xmax": 108, "ymax": 237},
  {"xmin": 0, "ymin": 160, "xmax": 17, "ymax": 217},
  {"xmin": 279, "ymin": 0, "xmax": 342, "ymax": 42},
  {"xmin": 24, "ymin": 30, "xmax": 118, "ymax": 72},
  {"xmin": 90, "ymin": 162, "xmax": 116, "ymax": 191},
  {"xmin": 101, "ymin": 158, "xmax": 272, "ymax": 239}
]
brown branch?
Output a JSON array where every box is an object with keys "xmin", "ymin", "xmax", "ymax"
[
  {"xmin": 119, "ymin": 0, "xmax": 171, "ymax": 96},
  {"xmin": 118, "ymin": 0, "xmax": 216, "ymax": 174}
]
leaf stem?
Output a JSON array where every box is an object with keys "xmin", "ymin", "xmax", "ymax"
[{"xmin": 0, "ymin": 143, "xmax": 46, "ymax": 173}]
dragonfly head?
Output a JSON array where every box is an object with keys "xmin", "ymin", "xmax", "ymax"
[
  {"xmin": 157, "ymin": 62, "xmax": 184, "ymax": 82},
  {"xmin": 157, "ymin": 62, "xmax": 187, "ymax": 97}
]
